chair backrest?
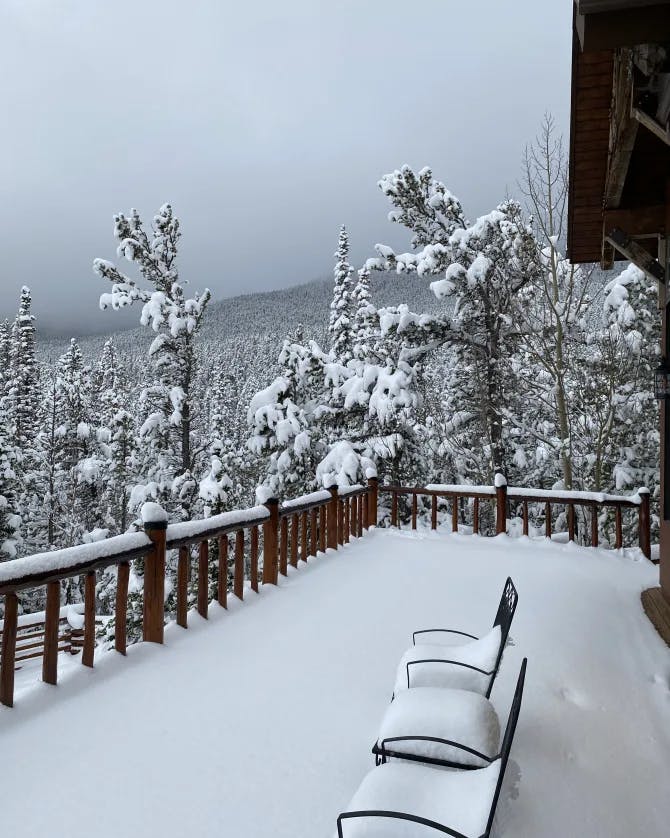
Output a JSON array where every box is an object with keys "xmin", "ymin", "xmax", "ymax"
[
  {"xmin": 492, "ymin": 577, "xmax": 518, "ymax": 647},
  {"xmin": 484, "ymin": 658, "xmax": 527, "ymax": 838}
]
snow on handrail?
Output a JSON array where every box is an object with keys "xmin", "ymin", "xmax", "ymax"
[
  {"xmin": 338, "ymin": 484, "xmax": 366, "ymax": 497},
  {"xmin": 425, "ymin": 483, "xmax": 497, "ymax": 496},
  {"xmin": 281, "ymin": 490, "xmax": 332, "ymax": 511},
  {"xmin": 0, "ymin": 531, "xmax": 151, "ymax": 589},
  {"xmin": 405, "ymin": 482, "xmax": 644, "ymax": 505},
  {"xmin": 166, "ymin": 505, "xmax": 270, "ymax": 545},
  {"xmin": 506, "ymin": 486, "xmax": 644, "ymax": 505}
]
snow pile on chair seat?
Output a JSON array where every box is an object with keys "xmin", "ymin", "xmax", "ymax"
[
  {"xmin": 394, "ymin": 625, "xmax": 501, "ymax": 695},
  {"xmin": 377, "ymin": 687, "xmax": 499, "ymax": 768},
  {"xmin": 338, "ymin": 760, "xmax": 500, "ymax": 837}
]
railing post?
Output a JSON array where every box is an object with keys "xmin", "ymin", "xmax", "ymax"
[
  {"xmin": 43, "ymin": 580, "xmax": 61, "ymax": 684},
  {"xmin": 198, "ymin": 540, "xmax": 209, "ymax": 617},
  {"xmin": 82, "ymin": 571, "xmax": 96, "ymax": 668},
  {"xmin": 638, "ymin": 487, "xmax": 651, "ymax": 559},
  {"xmin": 280, "ymin": 516, "xmax": 289, "ymax": 576},
  {"xmin": 0, "ymin": 592, "xmax": 18, "ymax": 707},
  {"xmin": 391, "ymin": 489, "xmax": 399, "ymax": 528},
  {"xmin": 142, "ymin": 503, "xmax": 168, "ymax": 644},
  {"xmin": 495, "ymin": 474, "xmax": 507, "ymax": 535},
  {"xmin": 591, "ymin": 503, "xmax": 599, "ymax": 548},
  {"xmin": 115, "ymin": 561, "xmax": 129, "ymax": 655},
  {"xmin": 328, "ymin": 487, "xmax": 339, "ymax": 549},
  {"xmin": 177, "ymin": 547, "xmax": 189, "ymax": 627},
  {"xmin": 263, "ymin": 498, "xmax": 279, "ymax": 584},
  {"xmin": 545, "ymin": 502, "xmax": 552, "ymax": 539},
  {"xmin": 367, "ymin": 477, "xmax": 378, "ymax": 527},
  {"xmin": 567, "ymin": 503, "xmax": 575, "ymax": 542},
  {"xmin": 234, "ymin": 529, "xmax": 245, "ymax": 597}
]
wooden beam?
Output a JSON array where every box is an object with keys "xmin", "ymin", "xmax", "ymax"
[
  {"xmin": 605, "ymin": 49, "xmax": 638, "ymax": 209},
  {"xmin": 576, "ymin": 6, "xmax": 670, "ymax": 52},
  {"xmin": 632, "ymin": 105, "xmax": 670, "ymax": 147},
  {"xmin": 603, "ymin": 204, "xmax": 666, "ymax": 236},
  {"xmin": 605, "ymin": 227, "xmax": 666, "ymax": 281}
]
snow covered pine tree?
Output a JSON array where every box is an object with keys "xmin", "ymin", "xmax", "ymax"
[{"xmin": 93, "ymin": 204, "xmax": 211, "ymax": 520}]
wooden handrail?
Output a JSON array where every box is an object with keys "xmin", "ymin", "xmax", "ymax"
[
  {"xmin": 0, "ymin": 540, "xmax": 150, "ymax": 595},
  {"xmin": 378, "ymin": 480, "xmax": 652, "ymax": 557}
]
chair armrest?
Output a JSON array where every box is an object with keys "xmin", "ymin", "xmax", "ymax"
[
  {"xmin": 377, "ymin": 735, "xmax": 494, "ymax": 765},
  {"xmin": 337, "ymin": 810, "xmax": 469, "ymax": 838},
  {"xmin": 412, "ymin": 628, "xmax": 479, "ymax": 645},
  {"xmin": 406, "ymin": 658, "xmax": 493, "ymax": 689}
]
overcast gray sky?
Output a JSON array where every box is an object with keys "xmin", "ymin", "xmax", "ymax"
[{"xmin": 0, "ymin": 0, "xmax": 572, "ymax": 333}]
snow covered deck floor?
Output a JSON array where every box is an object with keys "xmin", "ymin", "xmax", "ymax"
[{"xmin": 2, "ymin": 529, "xmax": 669, "ymax": 837}]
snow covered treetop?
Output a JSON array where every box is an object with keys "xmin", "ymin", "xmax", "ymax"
[
  {"xmin": 378, "ymin": 165, "xmax": 466, "ymax": 249},
  {"xmin": 316, "ymin": 440, "xmax": 376, "ymax": 489}
]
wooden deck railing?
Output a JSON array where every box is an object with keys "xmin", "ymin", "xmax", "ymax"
[
  {"xmin": 0, "ymin": 473, "xmax": 652, "ymax": 709},
  {"xmin": 380, "ymin": 476, "xmax": 652, "ymax": 558},
  {"xmin": 0, "ymin": 481, "xmax": 377, "ymax": 709}
]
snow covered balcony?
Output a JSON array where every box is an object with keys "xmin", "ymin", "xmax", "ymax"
[
  {"xmin": 0, "ymin": 516, "xmax": 668, "ymax": 837},
  {"xmin": 0, "ymin": 477, "xmax": 654, "ymax": 708}
]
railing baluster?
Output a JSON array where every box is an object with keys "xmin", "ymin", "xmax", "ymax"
[
  {"xmin": 234, "ymin": 529, "xmax": 245, "ymax": 598},
  {"xmin": 351, "ymin": 495, "xmax": 357, "ymax": 538},
  {"xmin": 638, "ymin": 488, "xmax": 651, "ymax": 559},
  {"xmin": 301, "ymin": 511, "xmax": 308, "ymax": 560},
  {"xmin": 362, "ymin": 492, "xmax": 369, "ymax": 530},
  {"xmin": 177, "ymin": 546, "xmax": 189, "ymax": 627},
  {"xmin": 391, "ymin": 489, "xmax": 399, "ymax": 528},
  {"xmin": 411, "ymin": 492, "xmax": 417, "ymax": 530},
  {"xmin": 250, "ymin": 527, "xmax": 259, "ymax": 592},
  {"xmin": 474, "ymin": 497, "xmax": 480, "ymax": 535},
  {"xmin": 522, "ymin": 500, "xmax": 528, "ymax": 537},
  {"xmin": 280, "ymin": 516, "xmax": 288, "ymax": 576},
  {"xmin": 115, "ymin": 561, "xmax": 129, "ymax": 655},
  {"xmin": 218, "ymin": 534, "xmax": 228, "ymax": 607},
  {"xmin": 545, "ymin": 501, "xmax": 552, "ymax": 539},
  {"xmin": 319, "ymin": 506, "xmax": 326, "ymax": 553},
  {"xmin": 452, "ymin": 495, "xmax": 458, "ymax": 534},
  {"xmin": 358, "ymin": 494, "xmax": 364, "ymax": 537},
  {"xmin": 567, "ymin": 503, "xmax": 575, "ymax": 542},
  {"xmin": 431, "ymin": 495, "xmax": 437, "ymax": 530},
  {"xmin": 591, "ymin": 503, "xmax": 599, "ymax": 547},
  {"xmin": 198, "ymin": 540, "xmax": 209, "ymax": 618},
  {"xmin": 290, "ymin": 514, "xmax": 299, "ymax": 567},
  {"xmin": 310, "ymin": 508, "xmax": 318, "ymax": 556},
  {"xmin": 338, "ymin": 500, "xmax": 344, "ymax": 545},
  {"xmin": 615, "ymin": 506, "xmax": 623, "ymax": 549},
  {"xmin": 368, "ymin": 477, "xmax": 378, "ymax": 527},
  {"xmin": 82, "ymin": 571, "xmax": 96, "ymax": 668},
  {"xmin": 328, "ymin": 487, "xmax": 339, "ymax": 549},
  {"xmin": 344, "ymin": 499, "xmax": 350, "ymax": 544},
  {"xmin": 43, "ymin": 580, "xmax": 60, "ymax": 685},
  {"xmin": 1, "ymin": 592, "xmax": 18, "ymax": 707}
]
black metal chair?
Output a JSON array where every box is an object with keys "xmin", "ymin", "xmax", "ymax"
[
  {"xmin": 399, "ymin": 577, "xmax": 518, "ymax": 699},
  {"xmin": 372, "ymin": 685, "xmax": 500, "ymax": 770},
  {"xmin": 338, "ymin": 658, "xmax": 527, "ymax": 838}
]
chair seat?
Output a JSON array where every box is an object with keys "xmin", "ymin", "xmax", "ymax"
[
  {"xmin": 337, "ymin": 760, "xmax": 500, "ymax": 838},
  {"xmin": 394, "ymin": 626, "xmax": 502, "ymax": 696},
  {"xmin": 376, "ymin": 687, "xmax": 500, "ymax": 768}
]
